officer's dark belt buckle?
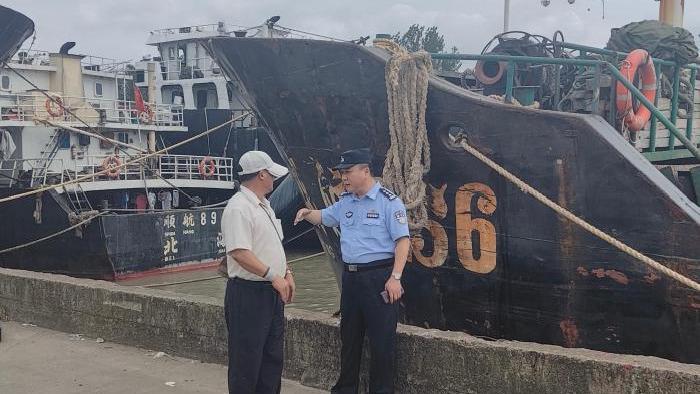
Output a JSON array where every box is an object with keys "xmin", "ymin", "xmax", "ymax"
[{"xmin": 348, "ymin": 264, "xmax": 358, "ymax": 272}]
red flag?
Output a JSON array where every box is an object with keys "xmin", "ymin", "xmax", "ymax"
[{"xmin": 134, "ymin": 86, "xmax": 146, "ymax": 113}]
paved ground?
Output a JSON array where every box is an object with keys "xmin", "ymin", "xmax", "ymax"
[{"xmin": 0, "ymin": 321, "xmax": 325, "ymax": 393}]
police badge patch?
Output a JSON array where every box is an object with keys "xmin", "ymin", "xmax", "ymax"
[
  {"xmin": 345, "ymin": 211, "xmax": 353, "ymax": 218},
  {"xmin": 394, "ymin": 210, "xmax": 406, "ymax": 224}
]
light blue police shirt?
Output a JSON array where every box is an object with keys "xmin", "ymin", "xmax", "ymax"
[{"xmin": 321, "ymin": 182, "xmax": 410, "ymax": 264}]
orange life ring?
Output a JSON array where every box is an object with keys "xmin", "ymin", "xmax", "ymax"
[
  {"xmin": 474, "ymin": 59, "xmax": 507, "ymax": 86},
  {"xmin": 198, "ymin": 157, "xmax": 216, "ymax": 177},
  {"xmin": 102, "ymin": 155, "xmax": 121, "ymax": 179},
  {"xmin": 616, "ymin": 49, "xmax": 657, "ymax": 132},
  {"xmin": 45, "ymin": 96, "xmax": 64, "ymax": 117},
  {"xmin": 138, "ymin": 105, "xmax": 154, "ymax": 124}
]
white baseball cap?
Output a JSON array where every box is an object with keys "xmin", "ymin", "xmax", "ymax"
[{"xmin": 237, "ymin": 150, "xmax": 288, "ymax": 178}]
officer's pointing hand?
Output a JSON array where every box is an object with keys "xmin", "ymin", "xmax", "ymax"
[
  {"xmin": 294, "ymin": 208, "xmax": 311, "ymax": 225},
  {"xmin": 271, "ymin": 276, "xmax": 290, "ymax": 303}
]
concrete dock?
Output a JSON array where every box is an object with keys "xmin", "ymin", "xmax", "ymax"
[
  {"xmin": 1, "ymin": 267, "xmax": 699, "ymax": 393},
  {"xmin": 0, "ymin": 321, "xmax": 323, "ymax": 393}
]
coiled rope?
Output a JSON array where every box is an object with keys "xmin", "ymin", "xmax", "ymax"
[
  {"xmin": 374, "ymin": 38, "xmax": 431, "ymax": 231},
  {"xmin": 373, "ymin": 39, "xmax": 698, "ymax": 291}
]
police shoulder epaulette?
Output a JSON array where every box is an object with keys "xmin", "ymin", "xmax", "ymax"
[{"xmin": 379, "ymin": 187, "xmax": 397, "ymax": 201}]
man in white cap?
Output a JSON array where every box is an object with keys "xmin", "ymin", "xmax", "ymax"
[{"xmin": 221, "ymin": 150, "xmax": 294, "ymax": 394}]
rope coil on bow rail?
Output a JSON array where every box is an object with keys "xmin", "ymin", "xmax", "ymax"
[{"xmin": 373, "ymin": 40, "xmax": 698, "ymax": 291}]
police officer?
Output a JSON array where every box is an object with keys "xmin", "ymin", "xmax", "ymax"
[{"xmin": 295, "ymin": 148, "xmax": 410, "ymax": 394}]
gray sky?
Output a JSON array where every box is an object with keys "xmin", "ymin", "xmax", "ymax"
[{"xmin": 4, "ymin": 0, "xmax": 700, "ymax": 62}]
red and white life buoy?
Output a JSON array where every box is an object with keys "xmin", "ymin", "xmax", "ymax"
[
  {"xmin": 616, "ymin": 49, "xmax": 657, "ymax": 132},
  {"xmin": 102, "ymin": 155, "xmax": 121, "ymax": 179},
  {"xmin": 198, "ymin": 156, "xmax": 216, "ymax": 177},
  {"xmin": 45, "ymin": 95, "xmax": 64, "ymax": 118}
]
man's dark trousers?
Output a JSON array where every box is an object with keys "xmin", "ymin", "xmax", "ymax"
[
  {"xmin": 225, "ymin": 277, "xmax": 284, "ymax": 394},
  {"xmin": 331, "ymin": 262, "xmax": 398, "ymax": 394}
]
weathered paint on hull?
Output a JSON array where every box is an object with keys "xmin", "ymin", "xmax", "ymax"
[
  {"xmin": 205, "ymin": 37, "xmax": 700, "ymax": 363},
  {"xmin": 0, "ymin": 189, "xmax": 226, "ymax": 280}
]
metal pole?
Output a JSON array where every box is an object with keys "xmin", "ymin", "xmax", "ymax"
[
  {"xmin": 659, "ymin": 0, "xmax": 684, "ymax": 27},
  {"xmin": 686, "ymin": 68, "xmax": 696, "ymax": 141},
  {"xmin": 669, "ymin": 65, "xmax": 681, "ymax": 150},
  {"xmin": 505, "ymin": 61, "xmax": 515, "ymax": 103},
  {"xmin": 504, "ymin": 0, "xmax": 510, "ymax": 32}
]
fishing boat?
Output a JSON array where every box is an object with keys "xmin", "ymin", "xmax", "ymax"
[
  {"xmin": 203, "ymin": 1, "xmax": 700, "ymax": 362},
  {"xmin": 0, "ymin": 9, "xmax": 235, "ymax": 281},
  {"xmin": 134, "ymin": 18, "xmax": 317, "ymax": 247}
]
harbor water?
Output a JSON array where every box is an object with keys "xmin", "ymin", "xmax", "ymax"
[{"xmin": 120, "ymin": 250, "xmax": 340, "ymax": 314}]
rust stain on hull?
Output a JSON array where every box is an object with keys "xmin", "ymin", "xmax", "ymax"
[
  {"xmin": 591, "ymin": 268, "xmax": 630, "ymax": 285},
  {"xmin": 559, "ymin": 318, "xmax": 579, "ymax": 348}
]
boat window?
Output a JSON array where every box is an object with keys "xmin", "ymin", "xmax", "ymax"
[
  {"xmin": 168, "ymin": 47, "xmax": 175, "ymax": 60},
  {"xmin": 58, "ymin": 131, "xmax": 70, "ymax": 149},
  {"xmin": 193, "ymin": 82, "xmax": 218, "ymax": 109},
  {"xmin": 134, "ymin": 70, "xmax": 145, "ymax": 83},
  {"xmin": 172, "ymin": 90, "xmax": 184, "ymax": 105},
  {"xmin": 117, "ymin": 132, "xmax": 129, "ymax": 144},
  {"xmin": 196, "ymin": 89, "xmax": 208, "ymax": 109},
  {"xmin": 94, "ymin": 82, "xmax": 103, "ymax": 97},
  {"xmin": 226, "ymin": 84, "xmax": 234, "ymax": 102},
  {"xmin": 1, "ymin": 75, "xmax": 9, "ymax": 91},
  {"xmin": 161, "ymin": 85, "xmax": 184, "ymax": 105}
]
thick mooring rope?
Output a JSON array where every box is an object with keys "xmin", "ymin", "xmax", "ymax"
[
  {"xmin": 450, "ymin": 134, "xmax": 700, "ymax": 292},
  {"xmin": 374, "ymin": 39, "xmax": 698, "ymax": 291},
  {"xmin": 375, "ymin": 39, "xmax": 432, "ymax": 230}
]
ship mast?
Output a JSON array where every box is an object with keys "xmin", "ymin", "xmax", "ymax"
[{"xmin": 658, "ymin": 0, "xmax": 684, "ymax": 27}]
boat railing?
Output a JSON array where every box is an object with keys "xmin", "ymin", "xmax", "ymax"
[
  {"xmin": 8, "ymin": 49, "xmax": 125, "ymax": 73},
  {"xmin": 431, "ymin": 47, "xmax": 700, "ymax": 162},
  {"xmin": 8, "ymin": 49, "xmax": 52, "ymax": 66},
  {"xmin": 150, "ymin": 23, "xmax": 225, "ymax": 36},
  {"xmin": 159, "ymin": 57, "xmax": 222, "ymax": 80},
  {"xmin": 72, "ymin": 154, "xmax": 235, "ymax": 184},
  {"xmin": 0, "ymin": 158, "xmax": 66, "ymax": 188},
  {"xmin": 0, "ymin": 92, "xmax": 184, "ymax": 127}
]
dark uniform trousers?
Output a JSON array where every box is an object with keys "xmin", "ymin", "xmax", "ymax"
[
  {"xmin": 225, "ymin": 277, "xmax": 284, "ymax": 394},
  {"xmin": 331, "ymin": 260, "xmax": 398, "ymax": 394}
]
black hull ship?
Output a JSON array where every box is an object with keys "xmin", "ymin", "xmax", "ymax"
[
  {"xmin": 0, "ymin": 8, "xmax": 235, "ymax": 281},
  {"xmin": 135, "ymin": 22, "xmax": 317, "ymax": 248},
  {"xmin": 0, "ymin": 189, "xmax": 226, "ymax": 280},
  {"xmin": 0, "ymin": 5, "xmax": 33, "ymax": 64},
  {"xmin": 205, "ymin": 37, "xmax": 700, "ymax": 363}
]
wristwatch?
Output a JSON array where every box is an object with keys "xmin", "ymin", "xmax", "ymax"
[{"xmin": 391, "ymin": 272, "xmax": 402, "ymax": 281}]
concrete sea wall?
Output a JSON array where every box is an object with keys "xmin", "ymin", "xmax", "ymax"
[{"xmin": 1, "ymin": 268, "xmax": 698, "ymax": 393}]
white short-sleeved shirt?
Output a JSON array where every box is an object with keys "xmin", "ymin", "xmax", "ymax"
[{"xmin": 221, "ymin": 186, "xmax": 286, "ymax": 281}]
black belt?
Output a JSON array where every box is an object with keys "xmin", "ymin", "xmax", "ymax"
[
  {"xmin": 231, "ymin": 276, "xmax": 272, "ymax": 287},
  {"xmin": 344, "ymin": 258, "xmax": 393, "ymax": 272}
]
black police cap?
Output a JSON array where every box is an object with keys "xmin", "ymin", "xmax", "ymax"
[{"xmin": 333, "ymin": 148, "xmax": 371, "ymax": 170}]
